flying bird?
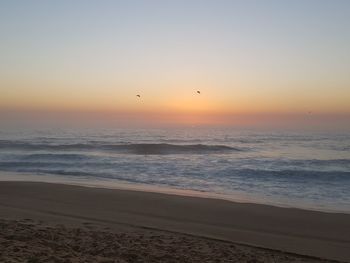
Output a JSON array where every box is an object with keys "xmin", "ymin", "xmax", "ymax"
[
  {"xmin": 197, "ymin": 90, "xmax": 201, "ymax": 94},
  {"xmin": 136, "ymin": 94, "xmax": 141, "ymax": 98}
]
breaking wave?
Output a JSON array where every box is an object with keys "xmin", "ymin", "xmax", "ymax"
[{"xmin": 0, "ymin": 140, "xmax": 241, "ymax": 154}]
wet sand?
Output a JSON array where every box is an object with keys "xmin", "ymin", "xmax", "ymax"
[{"xmin": 0, "ymin": 181, "xmax": 349, "ymax": 262}]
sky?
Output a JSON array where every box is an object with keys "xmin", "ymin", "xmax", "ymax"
[{"xmin": 1, "ymin": 0, "xmax": 350, "ymax": 128}]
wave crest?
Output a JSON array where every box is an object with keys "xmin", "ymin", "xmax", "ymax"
[{"xmin": 0, "ymin": 141, "xmax": 241, "ymax": 154}]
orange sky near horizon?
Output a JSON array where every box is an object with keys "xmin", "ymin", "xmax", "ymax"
[{"xmin": 1, "ymin": 75, "xmax": 349, "ymax": 116}]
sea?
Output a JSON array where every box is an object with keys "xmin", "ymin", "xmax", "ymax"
[{"xmin": 0, "ymin": 127, "xmax": 349, "ymax": 213}]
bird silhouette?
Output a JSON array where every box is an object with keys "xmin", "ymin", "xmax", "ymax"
[
  {"xmin": 136, "ymin": 94, "xmax": 141, "ymax": 98},
  {"xmin": 197, "ymin": 90, "xmax": 201, "ymax": 94}
]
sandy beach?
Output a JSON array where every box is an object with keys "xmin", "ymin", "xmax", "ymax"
[{"xmin": 0, "ymin": 181, "xmax": 349, "ymax": 263}]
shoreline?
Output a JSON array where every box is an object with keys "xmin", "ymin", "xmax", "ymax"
[
  {"xmin": 0, "ymin": 171, "xmax": 348, "ymax": 215},
  {"xmin": 0, "ymin": 181, "xmax": 349, "ymax": 262}
]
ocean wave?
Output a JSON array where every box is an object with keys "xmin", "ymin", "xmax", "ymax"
[
  {"xmin": 20, "ymin": 153, "xmax": 91, "ymax": 161},
  {"xmin": 224, "ymin": 168, "xmax": 350, "ymax": 182},
  {"xmin": 0, "ymin": 141, "xmax": 240, "ymax": 154},
  {"xmin": 113, "ymin": 143, "xmax": 238, "ymax": 154},
  {"xmin": 1, "ymin": 162, "xmax": 349, "ymax": 180},
  {"xmin": 251, "ymin": 158, "xmax": 350, "ymax": 167}
]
